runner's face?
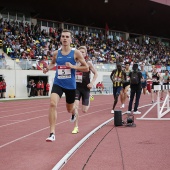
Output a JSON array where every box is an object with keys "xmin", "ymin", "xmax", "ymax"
[
  {"xmin": 79, "ymin": 49, "xmax": 86, "ymax": 57},
  {"xmin": 153, "ymin": 68, "xmax": 157, "ymax": 72},
  {"xmin": 125, "ymin": 64, "xmax": 129, "ymax": 69},
  {"xmin": 61, "ymin": 32, "xmax": 72, "ymax": 46},
  {"xmin": 117, "ymin": 65, "xmax": 121, "ymax": 71}
]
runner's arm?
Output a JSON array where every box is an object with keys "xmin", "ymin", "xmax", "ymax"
[
  {"xmin": 121, "ymin": 71, "xmax": 126, "ymax": 83},
  {"xmin": 65, "ymin": 50, "xmax": 89, "ymax": 72},
  {"xmin": 87, "ymin": 61, "xmax": 98, "ymax": 89},
  {"xmin": 146, "ymin": 72, "xmax": 151, "ymax": 79},
  {"xmin": 43, "ymin": 51, "xmax": 57, "ymax": 73},
  {"xmin": 110, "ymin": 70, "xmax": 115, "ymax": 83}
]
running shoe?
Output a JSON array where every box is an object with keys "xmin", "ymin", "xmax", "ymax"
[
  {"xmin": 46, "ymin": 133, "xmax": 55, "ymax": 142},
  {"xmin": 70, "ymin": 114, "xmax": 76, "ymax": 122},
  {"xmin": 111, "ymin": 110, "xmax": 114, "ymax": 114},
  {"xmin": 72, "ymin": 127, "xmax": 79, "ymax": 134},
  {"xmin": 120, "ymin": 104, "xmax": 125, "ymax": 108},
  {"xmin": 133, "ymin": 111, "xmax": 141, "ymax": 114}
]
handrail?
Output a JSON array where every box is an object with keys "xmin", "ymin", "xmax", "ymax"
[{"xmin": 0, "ymin": 58, "xmax": 169, "ymax": 73}]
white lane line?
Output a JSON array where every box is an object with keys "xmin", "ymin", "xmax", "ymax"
[
  {"xmin": 0, "ymin": 107, "xmax": 110, "ymax": 149},
  {"xmin": 0, "ymin": 102, "xmax": 152, "ymax": 150},
  {"xmin": 0, "ymin": 103, "xmax": 112, "ymax": 129},
  {"xmin": 0, "ymin": 101, "xmax": 51, "ymax": 110},
  {"xmin": 52, "ymin": 103, "xmax": 153, "ymax": 170},
  {"xmin": 0, "ymin": 115, "xmax": 47, "ymax": 128},
  {"xmin": 0, "ymin": 119, "xmax": 67, "ymax": 149},
  {"xmin": 0, "ymin": 109, "xmax": 48, "ymax": 119},
  {"xmin": 0, "ymin": 102, "xmax": 111, "ymax": 119},
  {"xmin": 0, "ymin": 102, "xmax": 58, "ymax": 113}
]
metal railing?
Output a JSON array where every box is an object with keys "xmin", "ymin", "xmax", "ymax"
[{"xmin": 0, "ymin": 58, "xmax": 168, "ymax": 73}]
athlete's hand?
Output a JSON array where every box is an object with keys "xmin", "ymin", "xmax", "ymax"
[
  {"xmin": 65, "ymin": 62, "xmax": 73, "ymax": 68},
  {"xmin": 141, "ymin": 78, "xmax": 145, "ymax": 82},
  {"xmin": 43, "ymin": 68, "xmax": 49, "ymax": 74},
  {"xmin": 87, "ymin": 82, "xmax": 93, "ymax": 89}
]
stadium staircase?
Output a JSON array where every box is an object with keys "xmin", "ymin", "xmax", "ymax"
[{"xmin": 0, "ymin": 49, "xmax": 22, "ymax": 70}]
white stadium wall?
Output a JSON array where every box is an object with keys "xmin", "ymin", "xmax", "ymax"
[{"xmin": 0, "ymin": 70, "xmax": 111, "ymax": 98}]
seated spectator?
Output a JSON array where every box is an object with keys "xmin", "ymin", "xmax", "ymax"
[
  {"xmin": 96, "ymin": 82, "xmax": 104, "ymax": 93},
  {"xmin": 96, "ymin": 82, "xmax": 101, "ymax": 90},
  {"xmin": 0, "ymin": 52, "xmax": 5, "ymax": 59},
  {"xmin": 100, "ymin": 81, "xmax": 104, "ymax": 93}
]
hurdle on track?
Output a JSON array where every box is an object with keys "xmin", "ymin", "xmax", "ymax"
[{"xmin": 137, "ymin": 85, "xmax": 170, "ymax": 120}]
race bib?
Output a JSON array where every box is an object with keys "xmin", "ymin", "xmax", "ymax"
[
  {"xmin": 153, "ymin": 78, "xmax": 157, "ymax": 82},
  {"xmin": 76, "ymin": 72, "xmax": 83, "ymax": 83},
  {"xmin": 118, "ymin": 77, "xmax": 121, "ymax": 82},
  {"xmin": 115, "ymin": 77, "xmax": 121, "ymax": 82},
  {"xmin": 163, "ymin": 79, "xmax": 168, "ymax": 83},
  {"xmin": 126, "ymin": 76, "xmax": 130, "ymax": 81},
  {"xmin": 58, "ymin": 65, "xmax": 71, "ymax": 79}
]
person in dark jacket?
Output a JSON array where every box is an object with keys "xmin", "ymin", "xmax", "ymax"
[
  {"xmin": 127, "ymin": 63, "xmax": 142, "ymax": 114},
  {"xmin": 26, "ymin": 80, "xmax": 31, "ymax": 97}
]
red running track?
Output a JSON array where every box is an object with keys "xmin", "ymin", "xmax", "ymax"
[{"xmin": 0, "ymin": 94, "xmax": 170, "ymax": 170}]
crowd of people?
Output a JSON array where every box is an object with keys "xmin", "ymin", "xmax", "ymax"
[
  {"xmin": 0, "ymin": 18, "xmax": 170, "ymax": 71},
  {"xmin": 26, "ymin": 79, "xmax": 50, "ymax": 97},
  {"xmin": 0, "ymin": 79, "xmax": 6, "ymax": 98},
  {"xmin": 110, "ymin": 62, "xmax": 170, "ymax": 115},
  {"xmin": 1, "ymin": 17, "xmax": 170, "ymax": 142}
]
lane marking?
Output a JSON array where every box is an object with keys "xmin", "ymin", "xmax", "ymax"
[
  {"xmin": 0, "ymin": 107, "xmax": 111, "ymax": 148},
  {"xmin": 52, "ymin": 102, "xmax": 154, "ymax": 170},
  {"xmin": 0, "ymin": 102, "xmax": 111, "ymax": 119}
]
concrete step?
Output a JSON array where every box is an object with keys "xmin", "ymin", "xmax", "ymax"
[{"xmin": 0, "ymin": 49, "xmax": 22, "ymax": 70}]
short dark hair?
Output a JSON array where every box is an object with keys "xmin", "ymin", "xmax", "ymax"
[
  {"xmin": 116, "ymin": 63, "xmax": 121, "ymax": 66},
  {"xmin": 133, "ymin": 64, "xmax": 138, "ymax": 70},
  {"xmin": 125, "ymin": 62, "xmax": 130, "ymax": 65},
  {"xmin": 61, "ymin": 29, "xmax": 73, "ymax": 38}
]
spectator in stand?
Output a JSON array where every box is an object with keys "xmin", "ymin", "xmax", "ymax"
[
  {"xmin": 0, "ymin": 80, "xmax": 2, "ymax": 98},
  {"xmin": 0, "ymin": 52, "xmax": 5, "ymax": 59},
  {"xmin": 2, "ymin": 79, "xmax": 6, "ymax": 98},
  {"xmin": 46, "ymin": 82, "xmax": 50, "ymax": 96},
  {"xmin": 36, "ymin": 80, "xmax": 41, "ymax": 96},
  {"xmin": 6, "ymin": 45, "xmax": 13, "ymax": 58},
  {"xmin": 40, "ymin": 80, "xmax": 44, "ymax": 96}
]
